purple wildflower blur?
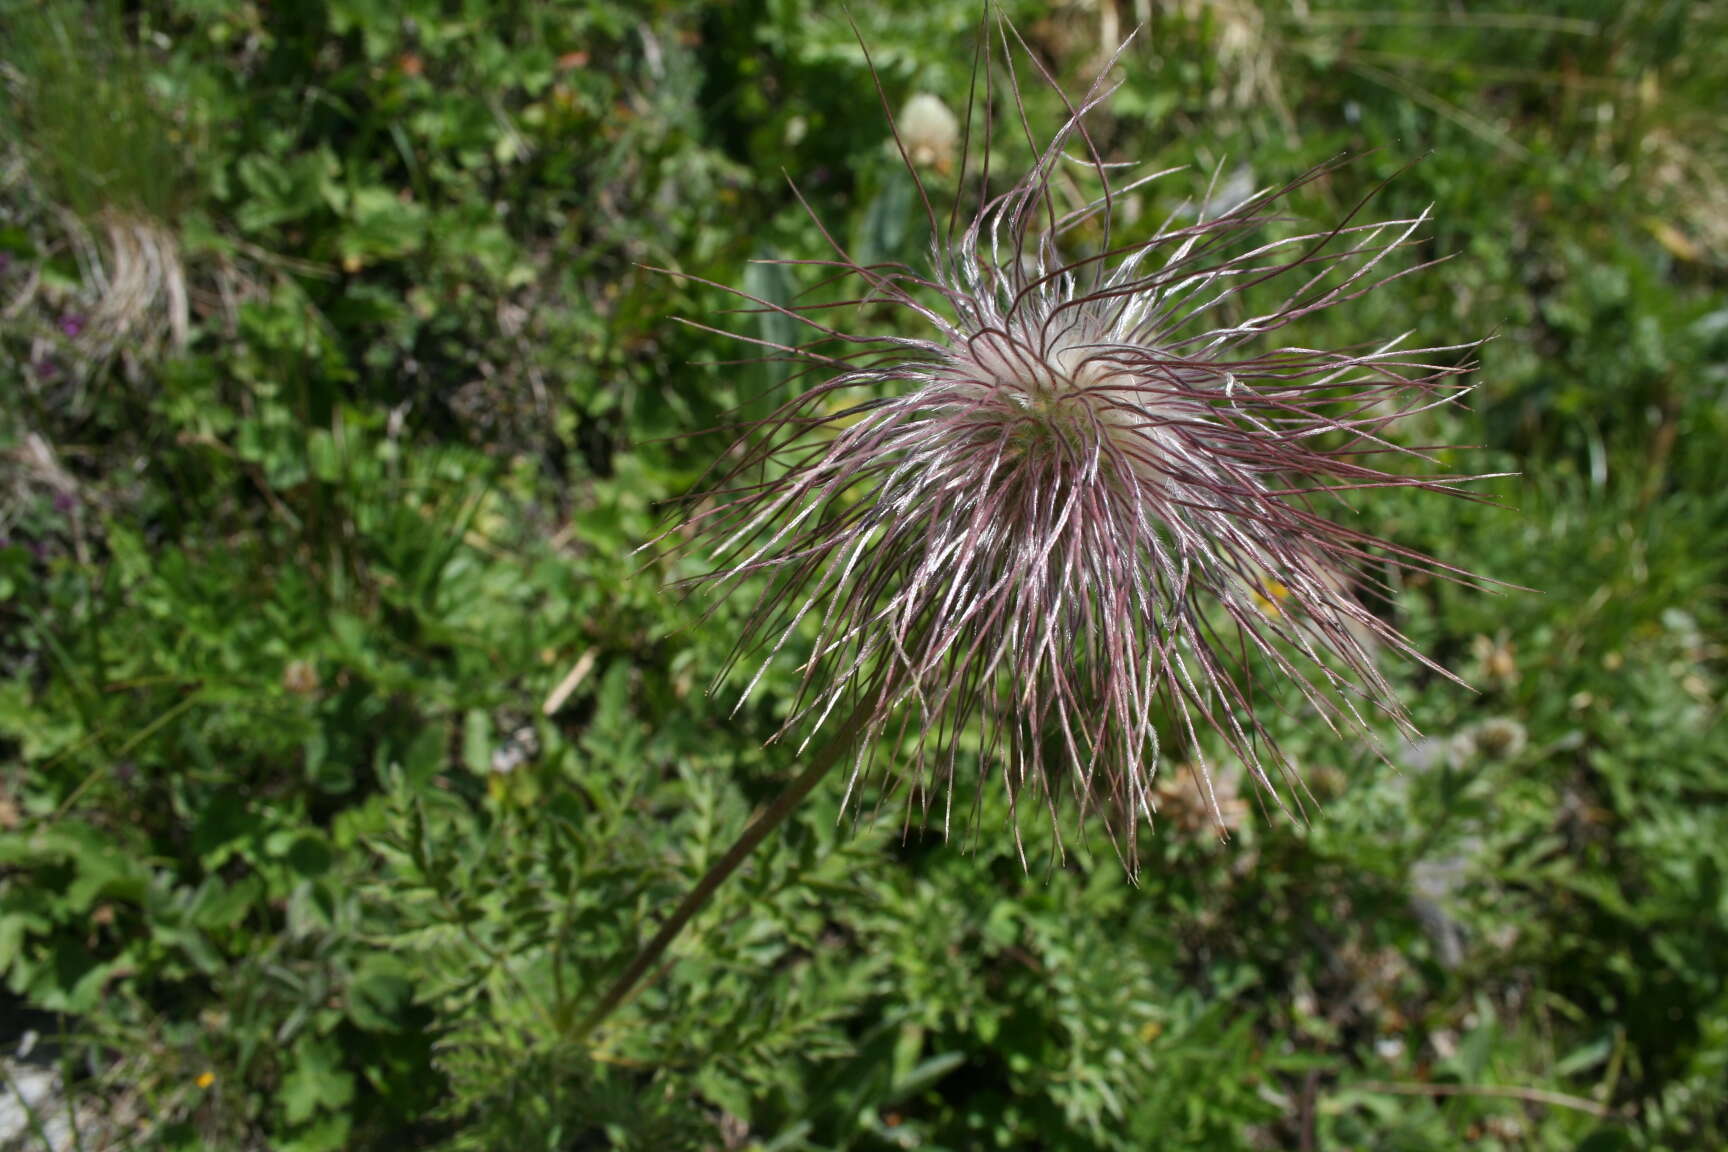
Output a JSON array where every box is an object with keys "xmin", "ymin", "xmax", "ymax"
[{"xmin": 658, "ymin": 22, "xmax": 1493, "ymax": 869}]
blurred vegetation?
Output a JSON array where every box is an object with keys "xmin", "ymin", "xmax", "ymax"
[{"xmin": 0, "ymin": 0, "xmax": 1724, "ymax": 1148}]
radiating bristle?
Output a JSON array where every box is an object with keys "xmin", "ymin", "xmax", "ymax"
[{"xmin": 651, "ymin": 16, "xmax": 1493, "ymax": 874}]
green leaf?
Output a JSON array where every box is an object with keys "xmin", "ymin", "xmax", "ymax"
[{"xmin": 281, "ymin": 1035, "xmax": 356, "ymax": 1126}]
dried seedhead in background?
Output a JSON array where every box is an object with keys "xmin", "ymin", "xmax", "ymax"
[
  {"xmin": 0, "ymin": 5, "xmax": 253, "ymax": 393},
  {"xmin": 658, "ymin": 19, "xmax": 1493, "ymax": 872}
]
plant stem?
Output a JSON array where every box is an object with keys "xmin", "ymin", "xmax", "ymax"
[{"xmin": 570, "ymin": 701, "xmax": 870, "ymax": 1043}]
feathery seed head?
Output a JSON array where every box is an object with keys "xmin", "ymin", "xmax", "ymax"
[
  {"xmin": 658, "ymin": 21, "xmax": 1493, "ymax": 872},
  {"xmin": 898, "ymin": 93, "xmax": 961, "ymax": 175}
]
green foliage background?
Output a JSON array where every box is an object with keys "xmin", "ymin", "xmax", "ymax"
[{"xmin": 1, "ymin": 0, "xmax": 1724, "ymax": 1148}]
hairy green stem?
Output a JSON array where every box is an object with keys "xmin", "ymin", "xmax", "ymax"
[{"xmin": 570, "ymin": 702, "xmax": 870, "ymax": 1044}]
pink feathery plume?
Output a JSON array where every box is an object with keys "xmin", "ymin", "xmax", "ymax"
[{"xmin": 652, "ymin": 17, "xmax": 1496, "ymax": 874}]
